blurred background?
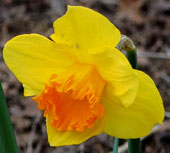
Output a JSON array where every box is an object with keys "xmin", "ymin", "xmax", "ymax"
[{"xmin": 0, "ymin": 0, "xmax": 170, "ymax": 153}]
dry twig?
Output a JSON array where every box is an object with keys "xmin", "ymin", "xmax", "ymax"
[
  {"xmin": 26, "ymin": 111, "xmax": 42, "ymax": 153},
  {"xmin": 138, "ymin": 52, "xmax": 170, "ymax": 60}
]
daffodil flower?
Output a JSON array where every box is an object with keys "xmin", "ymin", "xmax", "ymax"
[{"xmin": 3, "ymin": 6, "xmax": 164, "ymax": 146}]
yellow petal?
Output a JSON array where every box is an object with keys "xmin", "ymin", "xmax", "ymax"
[
  {"xmin": 103, "ymin": 70, "xmax": 164, "ymax": 138},
  {"xmin": 3, "ymin": 34, "xmax": 76, "ymax": 96},
  {"xmin": 51, "ymin": 6, "xmax": 120, "ymax": 53},
  {"xmin": 46, "ymin": 112, "xmax": 104, "ymax": 146},
  {"xmin": 23, "ymin": 84, "xmax": 40, "ymax": 96},
  {"xmin": 89, "ymin": 48, "xmax": 138, "ymax": 107}
]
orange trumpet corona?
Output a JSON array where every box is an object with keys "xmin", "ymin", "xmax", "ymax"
[{"xmin": 33, "ymin": 63, "xmax": 106, "ymax": 132}]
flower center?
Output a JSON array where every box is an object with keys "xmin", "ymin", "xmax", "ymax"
[{"xmin": 33, "ymin": 63, "xmax": 106, "ymax": 132}]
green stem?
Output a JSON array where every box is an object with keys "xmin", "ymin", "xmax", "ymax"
[
  {"xmin": 126, "ymin": 46, "xmax": 140, "ymax": 153},
  {"xmin": 113, "ymin": 138, "xmax": 119, "ymax": 153},
  {"xmin": 126, "ymin": 48, "xmax": 138, "ymax": 69},
  {"xmin": 0, "ymin": 82, "xmax": 19, "ymax": 153},
  {"xmin": 128, "ymin": 139, "xmax": 141, "ymax": 153}
]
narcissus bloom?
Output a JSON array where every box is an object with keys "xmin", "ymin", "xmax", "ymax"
[{"xmin": 3, "ymin": 6, "xmax": 164, "ymax": 146}]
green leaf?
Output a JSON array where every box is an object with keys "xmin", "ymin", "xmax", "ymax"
[{"xmin": 0, "ymin": 82, "xmax": 19, "ymax": 153}]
